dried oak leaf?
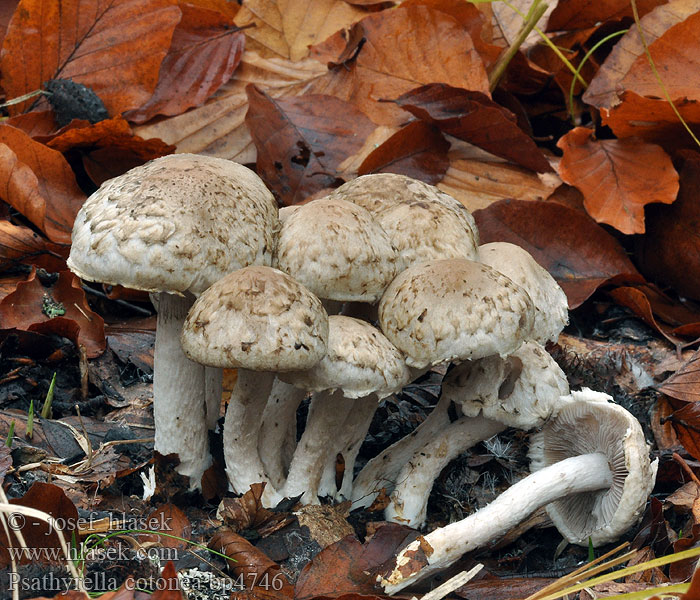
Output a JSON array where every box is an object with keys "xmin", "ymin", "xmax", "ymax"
[
  {"xmin": 583, "ymin": 0, "xmax": 700, "ymax": 110},
  {"xmin": 210, "ymin": 530, "xmax": 293, "ymax": 600},
  {"xmin": 637, "ymin": 153, "xmax": 700, "ymax": 300},
  {"xmin": 357, "ymin": 121, "xmax": 449, "ymax": 183},
  {"xmin": 125, "ymin": 3, "xmax": 245, "ymax": 123},
  {"xmin": 0, "ymin": 482, "xmax": 79, "ymax": 568},
  {"xmin": 473, "ymin": 199, "xmax": 643, "ymax": 308},
  {"xmin": 0, "ymin": 124, "xmax": 85, "ymax": 244},
  {"xmin": 309, "ymin": 5, "xmax": 490, "ymax": 127},
  {"xmin": 0, "ymin": 0, "xmax": 181, "ymax": 116},
  {"xmin": 393, "ymin": 84, "xmax": 552, "ymax": 173},
  {"xmin": 547, "ymin": 0, "xmax": 667, "ymax": 32},
  {"xmin": 133, "ymin": 50, "xmax": 327, "ymax": 163},
  {"xmin": 246, "ymin": 85, "xmax": 375, "ymax": 205},
  {"xmin": 233, "ymin": 0, "xmax": 365, "ymax": 61},
  {"xmin": 557, "ymin": 127, "xmax": 678, "ymax": 235},
  {"xmin": 0, "ymin": 269, "xmax": 106, "ymax": 358}
]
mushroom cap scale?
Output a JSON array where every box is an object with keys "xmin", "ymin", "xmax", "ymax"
[
  {"xmin": 181, "ymin": 266, "xmax": 328, "ymax": 372},
  {"xmin": 378, "ymin": 258, "xmax": 535, "ymax": 369},
  {"xmin": 281, "ymin": 315, "xmax": 411, "ymax": 400},
  {"xmin": 68, "ymin": 154, "xmax": 278, "ymax": 295},
  {"xmin": 529, "ymin": 390, "xmax": 658, "ymax": 545},
  {"xmin": 276, "ymin": 197, "xmax": 400, "ymax": 303}
]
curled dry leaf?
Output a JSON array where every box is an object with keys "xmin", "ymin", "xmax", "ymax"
[
  {"xmin": 217, "ymin": 483, "xmax": 291, "ymax": 535},
  {"xmin": 491, "ymin": 0, "xmax": 556, "ymax": 50},
  {"xmin": 358, "ymin": 121, "xmax": 450, "ymax": 183},
  {"xmin": 0, "ymin": 0, "xmax": 181, "ymax": 116},
  {"xmin": 583, "ymin": 0, "xmax": 700, "ymax": 110},
  {"xmin": 393, "ymin": 84, "xmax": 552, "ymax": 173},
  {"xmin": 245, "ymin": 85, "xmax": 375, "ymax": 205},
  {"xmin": 309, "ymin": 5, "xmax": 490, "ymax": 127},
  {"xmin": 658, "ymin": 348, "xmax": 700, "ymax": 403},
  {"xmin": 474, "ymin": 199, "xmax": 643, "ymax": 308},
  {"xmin": 0, "ymin": 269, "xmax": 106, "ymax": 358},
  {"xmin": 0, "ymin": 124, "xmax": 85, "ymax": 244},
  {"xmin": 547, "ymin": 0, "xmax": 667, "ymax": 32},
  {"xmin": 0, "ymin": 220, "xmax": 66, "ymax": 271},
  {"xmin": 663, "ymin": 398, "xmax": 700, "ymax": 464},
  {"xmin": 125, "ymin": 3, "xmax": 245, "ymax": 123},
  {"xmin": 557, "ymin": 127, "xmax": 678, "ymax": 235}
]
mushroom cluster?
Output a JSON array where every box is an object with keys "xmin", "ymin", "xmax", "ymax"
[{"xmin": 68, "ymin": 165, "xmax": 656, "ymax": 588}]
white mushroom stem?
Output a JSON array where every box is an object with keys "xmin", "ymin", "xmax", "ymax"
[
  {"xmin": 351, "ymin": 391, "xmax": 452, "ymax": 508},
  {"xmin": 153, "ymin": 293, "xmax": 211, "ymax": 489},
  {"xmin": 223, "ymin": 370, "xmax": 281, "ymax": 506},
  {"xmin": 259, "ymin": 379, "xmax": 307, "ymax": 488},
  {"xmin": 283, "ymin": 389, "xmax": 354, "ymax": 504},
  {"xmin": 205, "ymin": 367, "xmax": 223, "ymax": 430},
  {"xmin": 385, "ymin": 415, "xmax": 507, "ymax": 527},
  {"xmin": 381, "ymin": 452, "xmax": 613, "ymax": 594}
]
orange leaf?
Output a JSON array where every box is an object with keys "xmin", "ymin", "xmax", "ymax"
[
  {"xmin": 0, "ymin": 124, "xmax": 85, "ymax": 244},
  {"xmin": 547, "ymin": 0, "xmax": 667, "ymax": 32},
  {"xmin": 557, "ymin": 127, "xmax": 678, "ymax": 234},
  {"xmin": 0, "ymin": 219, "xmax": 66, "ymax": 271},
  {"xmin": 151, "ymin": 561, "xmax": 182, "ymax": 600},
  {"xmin": 473, "ymin": 199, "xmax": 643, "ymax": 308},
  {"xmin": 125, "ymin": 3, "xmax": 245, "ymax": 123},
  {"xmin": 0, "ymin": 0, "xmax": 181, "ymax": 116},
  {"xmin": 658, "ymin": 349, "xmax": 700, "ymax": 403}
]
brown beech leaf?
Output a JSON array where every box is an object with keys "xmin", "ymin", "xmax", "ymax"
[
  {"xmin": 474, "ymin": 199, "xmax": 643, "ymax": 308},
  {"xmin": 637, "ymin": 154, "xmax": 700, "ymax": 301},
  {"xmin": 0, "ymin": 124, "xmax": 85, "ymax": 244},
  {"xmin": 0, "ymin": 1, "xmax": 18, "ymax": 50},
  {"xmin": 658, "ymin": 349, "xmax": 700, "ymax": 403},
  {"xmin": 557, "ymin": 127, "xmax": 678, "ymax": 234},
  {"xmin": 0, "ymin": 269, "xmax": 106, "ymax": 357},
  {"xmin": 357, "ymin": 121, "xmax": 449, "ymax": 183},
  {"xmin": 492, "ymin": 0, "xmax": 556, "ymax": 49},
  {"xmin": 246, "ymin": 85, "xmax": 375, "ymax": 205},
  {"xmin": 133, "ymin": 50, "xmax": 327, "ymax": 162},
  {"xmin": 393, "ymin": 84, "xmax": 552, "ymax": 173},
  {"xmin": 5, "ymin": 110, "xmax": 58, "ymax": 138},
  {"xmin": 309, "ymin": 5, "xmax": 490, "ymax": 127},
  {"xmin": 0, "ymin": 482, "xmax": 80, "ymax": 567},
  {"xmin": 0, "ymin": 0, "xmax": 181, "ymax": 116},
  {"xmin": 602, "ymin": 92, "xmax": 700, "ymax": 152},
  {"xmin": 210, "ymin": 530, "xmax": 293, "ymax": 599},
  {"xmin": 0, "ymin": 220, "xmax": 66, "ymax": 271},
  {"xmin": 234, "ymin": 0, "xmax": 365, "ymax": 61},
  {"xmin": 583, "ymin": 0, "xmax": 700, "ymax": 110},
  {"xmin": 151, "ymin": 561, "xmax": 182, "ymax": 600},
  {"xmin": 125, "ymin": 3, "xmax": 245, "ymax": 123},
  {"xmin": 547, "ymin": 0, "xmax": 667, "ymax": 32},
  {"xmin": 138, "ymin": 503, "xmax": 192, "ymax": 549},
  {"xmin": 663, "ymin": 398, "xmax": 700, "ymax": 463}
]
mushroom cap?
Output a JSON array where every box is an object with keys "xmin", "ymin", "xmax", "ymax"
[
  {"xmin": 281, "ymin": 315, "xmax": 411, "ymax": 400},
  {"xmin": 68, "ymin": 154, "xmax": 279, "ymax": 295},
  {"xmin": 478, "ymin": 242, "xmax": 568, "ymax": 344},
  {"xmin": 374, "ymin": 200, "xmax": 479, "ymax": 269},
  {"xmin": 378, "ymin": 259, "xmax": 535, "ymax": 369},
  {"xmin": 275, "ymin": 197, "xmax": 400, "ymax": 303},
  {"xmin": 529, "ymin": 389, "xmax": 658, "ymax": 545},
  {"xmin": 180, "ymin": 266, "xmax": 328, "ymax": 371},
  {"xmin": 445, "ymin": 341, "xmax": 570, "ymax": 430}
]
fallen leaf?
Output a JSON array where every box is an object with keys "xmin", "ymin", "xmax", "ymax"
[
  {"xmin": 0, "ymin": 268, "xmax": 106, "ymax": 357},
  {"xmin": 357, "ymin": 121, "xmax": 449, "ymax": 183},
  {"xmin": 547, "ymin": 0, "xmax": 667, "ymax": 32},
  {"xmin": 658, "ymin": 348, "xmax": 700, "ymax": 403},
  {"xmin": 151, "ymin": 561, "xmax": 182, "ymax": 600},
  {"xmin": 234, "ymin": 0, "xmax": 365, "ymax": 61},
  {"xmin": 309, "ymin": 5, "xmax": 490, "ymax": 127},
  {"xmin": 454, "ymin": 577, "xmax": 560, "ymax": 600},
  {"xmin": 557, "ymin": 127, "xmax": 678, "ymax": 234},
  {"xmin": 637, "ymin": 154, "xmax": 700, "ymax": 301},
  {"xmin": 491, "ymin": 0, "xmax": 556, "ymax": 50},
  {"xmin": 0, "ymin": 0, "xmax": 182, "ymax": 116},
  {"xmin": 0, "ymin": 445, "xmax": 11, "ymax": 482},
  {"xmin": 670, "ymin": 524, "xmax": 700, "ymax": 582},
  {"xmin": 663, "ymin": 398, "xmax": 700, "ymax": 463},
  {"xmin": 0, "ymin": 1, "xmax": 18, "ymax": 50},
  {"xmin": 392, "ymin": 84, "xmax": 552, "ymax": 172},
  {"xmin": 139, "ymin": 503, "xmax": 191, "ymax": 548},
  {"xmin": 473, "ymin": 199, "xmax": 643, "ymax": 307},
  {"xmin": 583, "ymin": 0, "xmax": 700, "ymax": 109},
  {"xmin": 4, "ymin": 110, "xmax": 58, "ymax": 138},
  {"xmin": 217, "ymin": 482, "xmax": 291, "ymax": 535},
  {"xmin": 0, "ymin": 220, "xmax": 66, "ymax": 271},
  {"xmin": 125, "ymin": 3, "xmax": 245, "ymax": 123},
  {"xmin": 245, "ymin": 85, "xmax": 375, "ymax": 204},
  {"xmin": 0, "ymin": 124, "xmax": 86, "ymax": 244},
  {"xmin": 132, "ymin": 50, "xmax": 327, "ymax": 162}
]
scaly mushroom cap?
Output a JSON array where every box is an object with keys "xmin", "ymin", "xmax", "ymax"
[
  {"xmin": 374, "ymin": 200, "xmax": 479, "ymax": 269},
  {"xmin": 68, "ymin": 154, "xmax": 278, "ymax": 295},
  {"xmin": 181, "ymin": 266, "xmax": 328, "ymax": 371},
  {"xmin": 478, "ymin": 242, "xmax": 568, "ymax": 344},
  {"xmin": 276, "ymin": 197, "xmax": 400, "ymax": 303},
  {"xmin": 529, "ymin": 389, "xmax": 658, "ymax": 545},
  {"xmin": 378, "ymin": 259, "xmax": 535, "ymax": 369},
  {"xmin": 281, "ymin": 315, "xmax": 411, "ymax": 400},
  {"xmin": 446, "ymin": 341, "xmax": 569, "ymax": 430}
]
